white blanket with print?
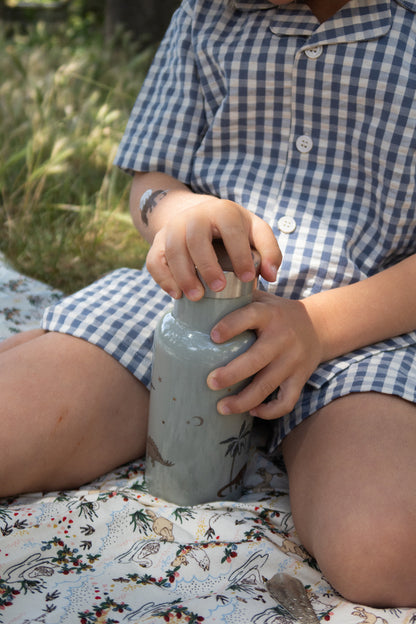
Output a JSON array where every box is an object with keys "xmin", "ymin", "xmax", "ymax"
[{"xmin": 0, "ymin": 257, "xmax": 414, "ymax": 624}]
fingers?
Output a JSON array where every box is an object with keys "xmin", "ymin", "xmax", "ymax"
[
  {"xmin": 184, "ymin": 201, "xmax": 258, "ymax": 287},
  {"xmin": 217, "ymin": 210, "xmax": 282, "ymax": 283},
  {"xmin": 206, "ymin": 295, "xmax": 321, "ymax": 420},
  {"xmin": 206, "ymin": 313, "xmax": 294, "ymax": 418},
  {"xmin": 146, "ymin": 217, "xmax": 220, "ymax": 300},
  {"xmin": 146, "ymin": 197, "xmax": 282, "ymax": 300},
  {"xmin": 217, "ymin": 370, "xmax": 303, "ymax": 421},
  {"xmin": 248, "ymin": 379, "xmax": 298, "ymax": 419},
  {"xmin": 250, "ymin": 215, "xmax": 282, "ymax": 282},
  {"xmin": 146, "ymin": 231, "xmax": 185, "ymax": 299},
  {"xmin": 147, "ymin": 201, "xmax": 252, "ymax": 300},
  {"xmin": 208, "ymin": 349, "xmax": 300, "ymax": 420}
]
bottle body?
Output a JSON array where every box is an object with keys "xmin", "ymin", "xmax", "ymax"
[{"xmin": 145, "ymin": 294, "xmax": 255, "ymax": 506}]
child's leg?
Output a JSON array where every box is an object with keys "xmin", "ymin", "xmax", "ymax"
[
  {"xmin": 0, "ymin": 328, "xmax": 46, "ymax": 353},
  {"xmin": 0, "ymin": 331, "xmax": 149, "ymax": 497},
  {"xmin": 281, "ymin": 392, "xmax": 416, "ymax": 608}
]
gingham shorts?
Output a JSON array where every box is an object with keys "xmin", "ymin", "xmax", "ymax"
[{"xmin": 42, "ymin": 267, "xmax": 416, "ymax": 450}]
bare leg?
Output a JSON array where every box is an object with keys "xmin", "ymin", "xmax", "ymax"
[
  {"xmin": 281, "ymin": 392, "xmax": 416, "ymax": 608},
  {"xmin": 0, "ymin": 328, "xmax": 46, "ymax": 353},
  {"xmin": 0, "ymin": 331, "xmax": 149, "ymax": 496}
]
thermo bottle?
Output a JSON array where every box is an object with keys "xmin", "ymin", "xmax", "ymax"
[{"xmin": 145, "ymin": 240, "xmax": 260, "ymax": 505}]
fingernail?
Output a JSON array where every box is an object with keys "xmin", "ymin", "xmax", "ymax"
[
  {"xmin": 211, "ymin": 329, "xmax": 221, "ymax": 342},
  {"xmin": 207, "ymin": 373, "xmax": 219, "ymax": 389},
  {"xmin": 210, "ymin": 279, "xmax": 224, "ymax": 292},
  {"xmin": 218, "ymin": 402, "xmax": 231, "ymax": 415},
  {"xmin": 187, "ymin": 288, "xmax": 202, "ymax": 300},
  {"xmin": 241, "ymin": 271, "xmax": 255, "ymax": 282},
  {"xmin": 270, "ymin": 264, "xmax": 278, "ymax": 281},
  {"xmin": 249, "ymin": 409, "xmax": 258, "ymax": 417}
]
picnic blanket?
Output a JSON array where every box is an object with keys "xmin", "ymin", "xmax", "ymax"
[{"xmin": 0, "ymin": 256, "xmax": 415, "ymax": 624}]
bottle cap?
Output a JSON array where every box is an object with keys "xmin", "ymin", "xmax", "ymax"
[{"xmin": 197, "ymin": 239, "xmax": 261, "ymax": 299}]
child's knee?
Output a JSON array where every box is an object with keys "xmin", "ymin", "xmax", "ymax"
[{"xmin": 313, "ymin": 508, "xmax": 416, "ymax": 608}]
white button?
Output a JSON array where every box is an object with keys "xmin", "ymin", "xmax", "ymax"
[
  {"xmin": 305, "ymin": 46, "xmax": 323, "ymax": 59},
  {"xmin": 296, "ymin": 135, "xmax": 313, "ymax": 153},
  {"xmin": 278, "ymin": 216, "xmax": 297, "ymax": 234}
]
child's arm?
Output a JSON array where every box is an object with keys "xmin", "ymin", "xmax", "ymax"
[
  {"xmin": 304, "ymin": 255, "xmax": 416, "ymax": 364},
  {"xmin": 207, "ymin": 254, "xmax": 416, "ymax": 419},
  {"xmin": 130, "ymin": 172, "xmax": 416, "ymax": 422},
  {"xmin": 129, "ymin": 171, "xmax": 281, "ymax": 300}
]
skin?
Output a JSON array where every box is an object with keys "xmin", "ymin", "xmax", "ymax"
[
  {"xmin": 1, "ymin": 0, "xmax": 415, "ymax": 607},
  {"xmin": 130, "ymin": 172, "xmax": 416, "ymax": 422}
]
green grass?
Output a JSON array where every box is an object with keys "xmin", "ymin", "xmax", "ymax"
[{"xmin": 0, "ymin": 16, "xmax": 154, "ymax": 294}]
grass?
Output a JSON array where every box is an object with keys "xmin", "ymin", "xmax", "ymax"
[{"xmin": 0, "ymin": 14, "xmax": 155, "ymax": 294}]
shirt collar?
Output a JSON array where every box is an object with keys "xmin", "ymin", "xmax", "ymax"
[
  {"xmin": 232, "ymin": 0, "xmax": 404, "ymax": 44},
  {"xmin": 395, "ymin": 0, "xmax": 416, "ymax": 11},
  {"xmin": 232, "ymin": 0, "xmax": 416, "ymax": 11}
]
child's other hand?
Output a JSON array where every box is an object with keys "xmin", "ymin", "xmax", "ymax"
[
  {"xmin": 145, "ymin": 197, "xmax": 281, "ymax": 300},
  {"xmin": 206, "ymin": 291, "xmax": 324, "ymax": 420}
]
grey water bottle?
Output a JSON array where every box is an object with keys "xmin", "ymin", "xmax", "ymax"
[{"xmin": 145, "ymin": 240, "xmax": 260, "ymax": 506}]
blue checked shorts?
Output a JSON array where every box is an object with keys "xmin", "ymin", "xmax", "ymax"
[{"xmin": 42, "ymin": 267, "xmax": 416, "ymax": 450}]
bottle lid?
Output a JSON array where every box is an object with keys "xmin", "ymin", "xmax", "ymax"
[{"xmin": 197, "ymin": 239, "xmax": 261, "ymax": 299}]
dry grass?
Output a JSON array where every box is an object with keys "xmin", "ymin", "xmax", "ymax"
[{"xmin": 0, "ymin": 17, "xmax": 155, "ymax": 293}]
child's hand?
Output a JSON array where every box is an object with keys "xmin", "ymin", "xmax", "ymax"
[
  {"xmin": 206, "ymin": 290, "xmax": 324, "ymax": 420},
  {"xmin": 145, "ymin": 197, "xmax": 281, "ymax": 300}
]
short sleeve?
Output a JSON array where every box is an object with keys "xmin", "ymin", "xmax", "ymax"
[{"xmin": 114, "ymin": 0, "xmax": 207, "ymax": 183}]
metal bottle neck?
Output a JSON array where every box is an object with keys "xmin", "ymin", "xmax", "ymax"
[
  {"xmin": 197, "ymin": 239, "xmax": 260, "ymax": 299},
  {"xmin": 198, "ymin": 270, "xmax": 257, "ymax": 299}
]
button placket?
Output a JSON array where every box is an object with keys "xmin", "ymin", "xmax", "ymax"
[
  {"xmin": 293, "ymin": 47, "xmax": 316, "ymax": 156},
  {"xmin": 272, "ymin": 40, "xmax": 321, "ymax": 216}
]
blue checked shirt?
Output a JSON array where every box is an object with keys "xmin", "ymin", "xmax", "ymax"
[{"xmin": 115, "ymin": 0, "xmax": 416, "ymax": 377}]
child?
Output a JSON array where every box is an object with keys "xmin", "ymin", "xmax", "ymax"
[{"xmin": 1, "ymin": 0, "xmax": 415, "ymax": 607}]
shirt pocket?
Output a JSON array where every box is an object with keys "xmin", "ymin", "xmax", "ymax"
[{"xmin": 306, "ymin": 332, "xmax": 416, "ymax": 390}]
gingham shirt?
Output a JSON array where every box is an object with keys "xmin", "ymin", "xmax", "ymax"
[
  {"xmin": 115, "ymin": 0, "xmax": 416, "ymax": 371},
  {"xmin": 43, "ymin": 0, "xmax": 416, "ymax": 446}
]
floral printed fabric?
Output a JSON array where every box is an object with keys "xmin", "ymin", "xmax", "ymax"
[
  {"xmin": 0, "ymin": 255, "xmax": 61, "ymax": 340},
  {"xmin": 0, "ymin": 260, "xmax": 415, "ymax": 624}
]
